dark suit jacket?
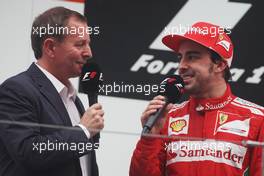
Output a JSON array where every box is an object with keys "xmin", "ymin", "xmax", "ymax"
[{"xmin": 0, "ymin": 63, "xmax": 99, "ymax": 176}]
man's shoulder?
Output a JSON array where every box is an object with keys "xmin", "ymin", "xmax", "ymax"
[
  {"xmin": 0, "ymin": 63, "xmax": 41, "ymax": 88},
  {"xmin": 231, "ymin": 97, "xmax": 264, "ymax": 110},
  {"xmin": 1, "ymin": 71, "xmax": 31, "ymax": 88},
  {"xmin": 0, "ymin": 69, "xmax": 37, "ymax": 97},
  {"xmin": 229, "ymin": 96, "xmax": 264, "ymax": 116}
]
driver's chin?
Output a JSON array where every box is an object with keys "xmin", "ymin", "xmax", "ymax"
[
  {"xmin": 183, "ymin": 85, "xmax": 192, "ymax": 94},
  {"xmin": 183, "ymin": 81, "xmax": 197, "ymax": 94}
]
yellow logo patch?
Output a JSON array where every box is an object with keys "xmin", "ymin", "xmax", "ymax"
[
  {"xmin": 219, "ymin": 34, "xmax": 224, "ymax": 40},
  {"xmin": 219, "ymin": 113, "xmax": 228, "ymax": 124},
  {"xmin": 170, "ymin": 120, "xmax": 186, "ymax": 132}
]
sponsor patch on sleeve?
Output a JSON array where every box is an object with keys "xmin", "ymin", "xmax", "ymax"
[
  {"xmin": 231, "ymin": 101, "xmax": 264, "ymax": 116},
  {"xmin": 233, "ymin": 97, "xmax": 264, "ymax": 110}
]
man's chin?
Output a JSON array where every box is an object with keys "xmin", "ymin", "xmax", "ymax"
[
  {"xmin": 183, "ymin": 84, "xmax": 195, "ymax": 94},
  {"xmin": 69, "ymin": 72, "xmax": 81, "ymax": 78}
]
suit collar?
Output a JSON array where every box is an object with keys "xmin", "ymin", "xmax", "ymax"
[
  {"xmin": 34, "ymin": 62, "xmax": 65, "ymax": 94},
  {"xmin": 35, "ymin": 63, "xmax": 77, "ymax": 102},
  {"xmin": 27, "ymin": 63, "xmax": 73, "ymax": 126},
  {"xmin": 190, "ymin": 84, "xmax": 234, "ymax": 112}
]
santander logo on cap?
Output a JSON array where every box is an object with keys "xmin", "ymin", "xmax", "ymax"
[{"xmin": 162, "ymin": 22, "xmax": 234, "ymax": 67}]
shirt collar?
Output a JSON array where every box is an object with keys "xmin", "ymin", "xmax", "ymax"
[
  {"xmin": 35, "ymin": 62, "xmax": 77, "ymax": 101},
  {"xmin": 190, "ymin": 84, "xmax": 234, "ymax": 112}
]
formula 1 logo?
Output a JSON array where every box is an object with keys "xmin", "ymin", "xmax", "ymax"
[
  {"xmin": 82, "ymin": 71, "xmax": 97, "ymax": 81},
  {"xmin": 130, "ymin": 1, "xmax": 264, "ymax": 84},
  {"xmin": 82, "ymin": 71, "xmax": 103, "ymax": 82}
]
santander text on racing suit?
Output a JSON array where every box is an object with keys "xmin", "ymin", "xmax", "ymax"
[{"xmin": 130, "ymin": 84, "xmax": 264, "ymax": 176}]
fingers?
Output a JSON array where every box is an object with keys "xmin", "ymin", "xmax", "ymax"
[
  {"xmin": 81, "ymin": 103, "xmax": 105, "ymax": 137},
  {"xmin": 91, "ymin": 115, "xmax": 104, "ymax": 129},
  {"xmin": 141, "ymin": 96, "xmax": 166, "ymax": 127},
  {"xmin": 153, "ymin": 95, "xmax": 166, "ymax": 101},
  {"xmin": 150, "ymin": 96, "xmax": 166, "ymax": 105},
  {"xmin": 141, "ymin": 109, "xmax": 157, "ymax": 120},
  {"xmin": 88, "ymin": 103, "xmax": 104, "ymax": 116},
  {"xmin": 140, "ymin": 96, "xmax": 175, "ymax": 134},
  {"xmin": 90, "ymin": 109, "xmax": 104, "ymax": 116},
  {"xmin": 90, "ymin": 103, "xmax": 102, "ymax": 110},
  {"xmin": 166, "ymin": 103, "xmax": 174, "ymax": 112},
  {"xmin": 146, "ymin": 96, "xmax": 166, "ymax": 111},
  {"xmin": 145, "ymin": 104, "xmax": 164, "ymax": 112}
]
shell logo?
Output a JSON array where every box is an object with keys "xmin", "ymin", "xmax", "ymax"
[{"xmin": 170, "ymin": 119, "xmax": 186, "ymax": 132}]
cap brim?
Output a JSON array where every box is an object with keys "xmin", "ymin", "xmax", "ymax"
[{"xmin": 162, "ymin": 34, "xmax": 189, "ymax": 52}]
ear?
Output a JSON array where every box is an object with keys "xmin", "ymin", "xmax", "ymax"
[
  {"xmin": 42, "ymin": 38, "xmax": 57, "ymax": 58},
  {"xmin": 214, "ymin": 61, "xmax": 228, "ymax": 73}
]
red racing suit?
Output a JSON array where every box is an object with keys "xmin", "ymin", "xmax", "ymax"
[{"xmin": 130, "ymin": 84, "xmax": 264, "ymax": 176}]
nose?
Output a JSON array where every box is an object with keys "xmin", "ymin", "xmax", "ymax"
[
  {"xmin": 178, "ymin": 57, "xmax": 189, "ymax": 74},
  {"xmin": 82, "ymin": 45, "xmax": 93, "ymax": 60}
]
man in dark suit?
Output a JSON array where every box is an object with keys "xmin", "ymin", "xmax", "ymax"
[{"xmin": 0, "ymin": 7, "xmax": 104, "ymax": 176}]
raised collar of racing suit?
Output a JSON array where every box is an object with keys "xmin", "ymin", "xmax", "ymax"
[{"xmin": 189, "ymin": 84, "xmax": 234, "ymax": 112}]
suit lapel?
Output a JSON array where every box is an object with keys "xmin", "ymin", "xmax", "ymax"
[
  {"xmin": 27, "ymin": 63, "xmax": 72, "ymax": 126},
  {"xmin": 74, "ymin": 97, "xmax": 85, "ymax": 116}
]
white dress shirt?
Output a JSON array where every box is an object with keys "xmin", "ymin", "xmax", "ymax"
[{"xmin": 35, "ymin": 63, "xmax": 90, "ymax": 176}]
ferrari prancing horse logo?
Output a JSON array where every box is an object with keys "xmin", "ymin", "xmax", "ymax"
[{"xmin": 219, "ymin": 113, "xmax": 228, "ymax": 124}]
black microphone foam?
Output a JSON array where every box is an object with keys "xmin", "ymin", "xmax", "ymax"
[
  {"xmin": 80, "ymin": 60, "xmax": 103, "ymax": 94},
  {"xmin": 158, "ymin": 75, "xmax": 184, "ymax": 103},
  {"xmin": 142, "ymin": 75, "xmax": 184, "ymax": 134}
]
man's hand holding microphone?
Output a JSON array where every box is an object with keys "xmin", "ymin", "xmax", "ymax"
[
  {"xmin": 141, "ymin": 95, "xmax": 173, "ymax": 134},
  {"xmin": 80, "ymin": 103, "xmax": 104, "ymax": 137},
  {"xmin": 141, "ymin": 75, "xmax": 184, "ymax": 135},
  {"xmin": 80, "ymin": 61, "xmax": 104, "ymax": 138}
]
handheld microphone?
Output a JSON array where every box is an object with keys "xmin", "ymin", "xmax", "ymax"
[
  {"xmin": 80, "ymin": 60, "xmax": 103, "ymax": 143},
  {"xmin": 142, "ymin": 75, "xmax": 184, "ymax": 134}
]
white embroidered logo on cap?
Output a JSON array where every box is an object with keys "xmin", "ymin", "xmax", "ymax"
[{"xmin": 217, "ymin": 40, "xmax": 230, "ymax": 51}]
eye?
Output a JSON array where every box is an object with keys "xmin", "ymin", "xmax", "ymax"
[
  {"xmin": 75, "ymin": 42, "xmax": 84, "ymax": 47},
  {"xmin": 187, "ymin": 55, "xmax": 194, "ymax": 60},
  {"xmin": 75, "ymin": 42, "xmax": 83, "ymax": 46},
  {"xmin": 187, "ymin": 54, "xmax": 199, "ymax": 60},
  {"xmin": 177, "ymin": 53, "xmax": 182, "ymax": 60},
  {"xmin": 75, "ymin": 41, "xmax": 88, "ymax": 49}
]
